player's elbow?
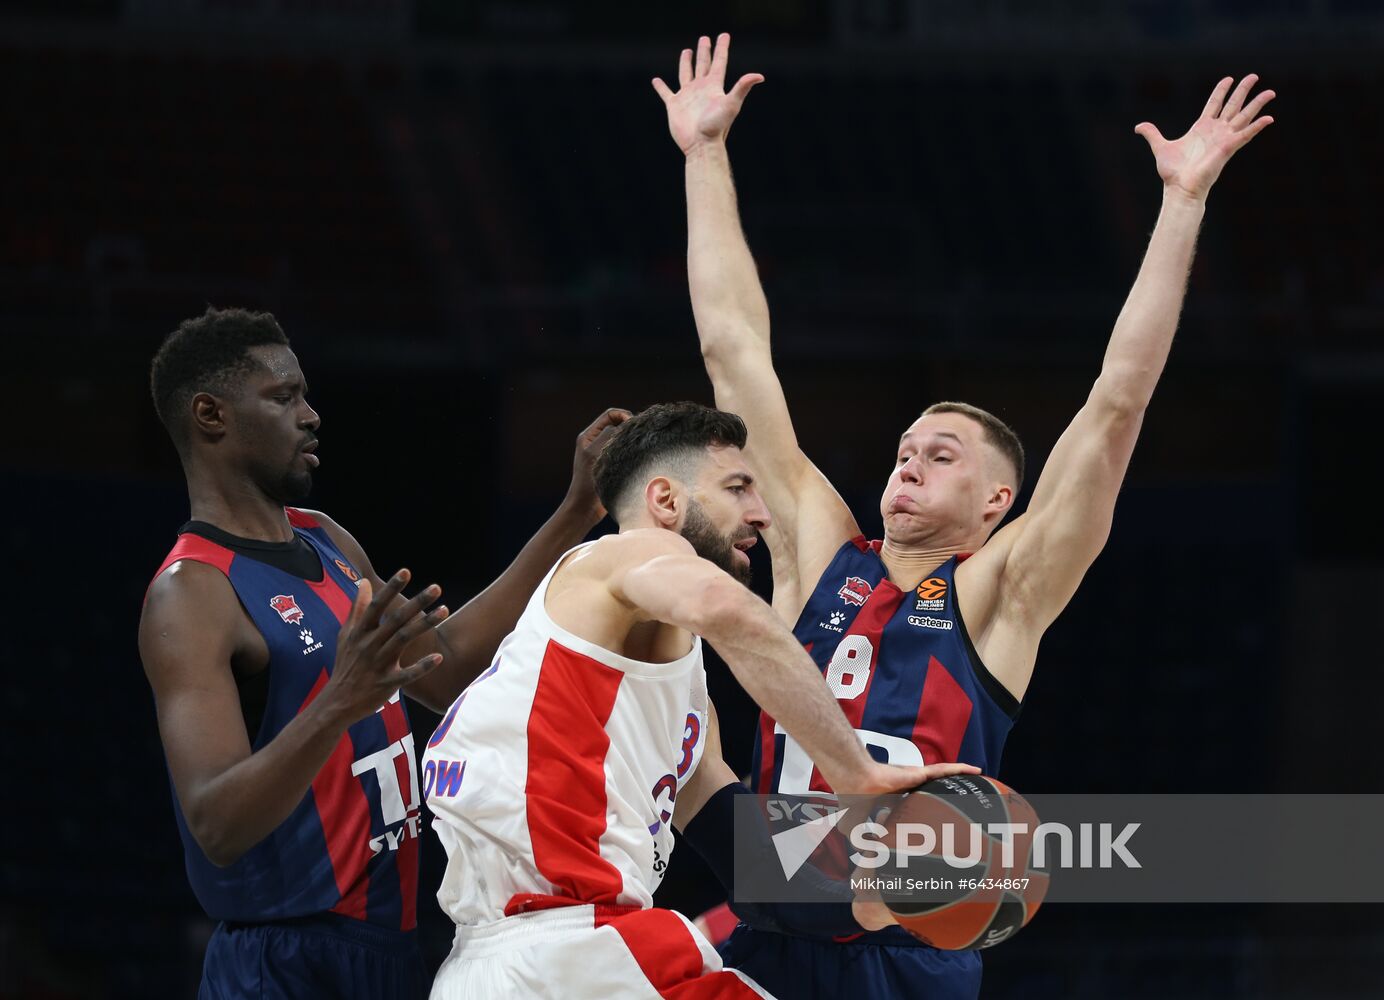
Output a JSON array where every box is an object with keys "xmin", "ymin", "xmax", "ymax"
[
  {"xmin": 190, "ymin": 822, "xmax": 244, "ymax": 868},
  {"xmin": 1091, "ymin": 369, "xmax": 1154, "ymax": 421},
  {"xmin": 184, "ymin": 794, "xmax": 247, "ymax": 867},
  {"xmin": 683, "ymin": 576, "xmax": 759, "ymax": 643},
  {"xmin": 697, "ymin": 321, "xmax": 766, "ymax": 371}
]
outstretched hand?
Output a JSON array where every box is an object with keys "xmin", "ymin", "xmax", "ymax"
[
  {"xmin": 1136, "ymin": 74, "xmax": 1275, "ymax": 201},
  {"xmin": 323, "ymin": 570, "xmax": 448, "ymax": 724},
  {"xmin": 652, "ymin": 33, "xmax": 763, "ymax": 155},
  {"xmin": 564, "ymin": 407, "xmax": 632, "ymax": 523}
]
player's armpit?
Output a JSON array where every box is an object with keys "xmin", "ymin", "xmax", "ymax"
[{"xmin": 998, "ymin": 396, "xmax": 1143, "ymax": 631}]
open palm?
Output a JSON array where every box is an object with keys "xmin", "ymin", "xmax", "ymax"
[
  {"xmin": 1136, "ymin": 74, "xmax": 1275, "ymax": 199},
  {"xmin": 653, "ymin": 33, "xmax": 763, "ymax": 154}
]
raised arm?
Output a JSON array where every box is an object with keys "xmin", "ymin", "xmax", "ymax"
[
  {"xmin": 654, "ymin": 34, "xmax": 858, "ymax": 613},
  {"xmin": 316, "ymin": 408, "xmax": 629, "ymax": 713},
  {"xmin": 983, "ymin": 75, "xmax": 1275, "ymax": 688}
]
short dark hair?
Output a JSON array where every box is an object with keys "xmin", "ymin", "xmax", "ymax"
[
  {"xmin": 150, "ymin": 306, "xmax": 290, "ymax": 448},
  {"xmin": 922, "ymin": 401, "xmax": 1026, "ymax": 491},
  {"xmin": 593, "ymin": 402, "xmax": 748, "ymax": 519}
]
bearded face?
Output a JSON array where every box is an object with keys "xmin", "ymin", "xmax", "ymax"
[{"xmin": 680, "ymin": 499, "xmax": 755, "ymax": 586}]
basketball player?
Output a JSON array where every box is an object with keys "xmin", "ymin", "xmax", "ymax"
[
  {"xmin": 139, "ymin": 306, "xmax": 629, "ymax": 999},
  {"xmin": 421, "ymin": 402, "xmax": 978, "ymax": 998},
  {"xmin": 653, "ymin": 33, "xmax": 1275, "ymax": 998}
]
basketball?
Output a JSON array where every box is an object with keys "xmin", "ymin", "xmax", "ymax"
[{"xmin": 873, "ymin": 774, "xmax": 1048, "ymax": 951}]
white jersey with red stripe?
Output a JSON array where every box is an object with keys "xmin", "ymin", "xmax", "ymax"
[{"xmin": 422, "ymin": 542, "xmax": 710, "ymax": 926}]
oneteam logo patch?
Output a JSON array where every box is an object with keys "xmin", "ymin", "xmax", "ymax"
[{"xmin": 907, "ymin": 614, "xmax": 953, "ymax": 631}]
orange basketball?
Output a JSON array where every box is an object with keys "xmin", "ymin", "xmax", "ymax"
[{"xmin": 874, "ymin": 774, "xmax": 1048, "ymax": 950}]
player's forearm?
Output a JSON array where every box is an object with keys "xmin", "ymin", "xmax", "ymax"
[
  {"xmin": 685, "ymin": 141, "xmax": 772, "ymax": 358},
  {"xmin": 701, "ymin": 598, "xmax": 872, "ymax": 791},
  {"xmin": 181, "ymin": 697, "xmax": 349, "ymax": 866},
  {"xmin": 405, "ymin": 500, "xmax": 599, "ymax": 710},
  {"xmin": 1095, "ymin": 188, "xmax": 1206, "ymax": 412}
]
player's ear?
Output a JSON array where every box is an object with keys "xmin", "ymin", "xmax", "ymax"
[
  {"xmin": 645, "ymin": 476, "xmax": 680, "ymax": 528},
  {"xmin": 986, "ymin": 483, "xmax": 1014, "ymax": 519},
  {"xmin": 189, "ymin": 391, "xmax": 229, "ymax": 441}
]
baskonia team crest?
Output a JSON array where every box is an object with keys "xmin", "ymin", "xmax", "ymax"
[
  {"xmin": 837, "ymin": 576, "xmax": 873, "ymax": 607},
  {"xmin": 270, "ymin": 594, "xmax": 305, "ymax": 625}
]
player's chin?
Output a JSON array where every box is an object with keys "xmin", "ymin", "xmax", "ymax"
[
  {"xmin": 728, "ymin": 548, "xmax": 754, "ymax": 586},
  {"xmin": 275, "ymin": 468, "xmax": 314, "ymax": 505}
]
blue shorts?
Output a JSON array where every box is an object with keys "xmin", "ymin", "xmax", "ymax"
[
  {"xmin": 199, "ymin": 913, "xmax": 427, "ymax": 1000},
  {"xmin": 720, "ymin": 925, "xmax": 981, "ymax": 1000}
]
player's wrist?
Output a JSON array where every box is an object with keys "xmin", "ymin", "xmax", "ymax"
[
  {"xmin": 556, "ymin": 490, "xmax": 604, "ymax": 530},
  {"xmin": 1161, "ymin": 182, "xmax": 1210, "ymax": 210},
  {"xmin": 684, "ymin": 137, "xmax": 729, "ymax": 162}
]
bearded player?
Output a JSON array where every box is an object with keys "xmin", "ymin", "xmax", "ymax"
[
  {"xmin": 653, "ymin": 34, "xmax": 1274, "ymax": 999},
  {"xmin": 421, "ymin": 402, "xmax": 976, "ymax": 998}
]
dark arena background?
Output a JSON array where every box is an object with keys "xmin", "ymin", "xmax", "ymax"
[{"xmin": 3, "ymin": 1, "xmax": 1382, "ymax": 997}]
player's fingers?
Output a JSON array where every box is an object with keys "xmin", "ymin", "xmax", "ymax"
[
  {"xmin": 919, "ymin": 762, "xmax": 983, "ymax": 782},
  {"xmin": 1233, "ymin": 115, "xmax": 1274, "ymax": 148},
  {"xmin": 395, "ymin": 653, "xmax": 443, "ymax": 687},
  {"xmin": 678, "ymin": 48, "xmax": 693, "ymax": 87},
  {"xmin": 710, "ymin": 31, "xmax": 731, "ymax": 84},
  {"xmin": 652, "ymin": 77, "xmax": 675, "ymax": 104},
  {"xmin": 379, "ymin": 583, "xmax": 442, "ymax": 638},
  {"xmin": 1220, "ymin": 73, "xmax": 1257, "ymax": 119},
  {"xmin": 383, "ymin": 605, "xmax": 450, "ymax": 657},
  {"xmin": 345, "ymin": 577, "xmax": 372, "ymax": 632},
  {"xmin": 695, "ymin": 35, "xmax": 712, "ymax": 78},
  {"xmin": 1202, "ymin": 76, "xmax": 1234, "ymax": 119},
  {"xmin": 1133, "ymin": 122, "xmax": 1165, "ymax": 152},
  {"xmin": 1232, "ymin": 89, "xmax": 1275, "ymax": 128},
  {"xmin": 729, "ymin": 73, "xmax": 765, "ymax": 105},
  {"xmin": 581, "ymin": 406, "xmax": 630, "ymax": 439},
  {"xmin": 361, "ymin": 570, "xmax": 409, "ymax": 630}
]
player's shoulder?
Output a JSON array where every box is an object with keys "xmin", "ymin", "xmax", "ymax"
[
  {"xmin": 558, "ymin": 530, "xmax": 695, "ymax": 586},
  {"xmin": 141, "ymin": 556, "xmax": 241, "ymax": 643},
  {"xmin": 286, "ymin": 506, "xmax": 335, "ymax": 534},
  {"xmin": 288, "ymin": 507, "xmax": 368, "ymax": 558},
  {"xmin": 593, "ymin": 528, "xmax": 696, "ymax": 563}
]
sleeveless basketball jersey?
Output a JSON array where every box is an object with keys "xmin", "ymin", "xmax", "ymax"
[
  {"xmin": 423, "ymin": 542, "xmax": 709, "ymax": 926},
  {"xmin": 753, "ymin": 536, "xmax": 1019, "ymax": 797},
  {"xmin": 148, "ymin": 508, "xmax": 421, "ymax": 931}
]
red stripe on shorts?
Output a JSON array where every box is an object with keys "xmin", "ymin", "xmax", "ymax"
[{"xmin": 610, "ymin": 908, "xmax": 764, "ymax": 998}]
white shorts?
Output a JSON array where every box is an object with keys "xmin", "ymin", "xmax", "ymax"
[{"xmin": 430, "ymin": 904, "xmax": 776, "ymax": 999}]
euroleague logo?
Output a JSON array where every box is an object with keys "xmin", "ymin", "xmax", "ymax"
[
  {"xmin": 838, "ymin": 576, "xmax": 873, "ymax": 607},
  {"xmin": 270, "ymin": 594, "xmax": 305, "ymax": 625},
  {"xmin": 334, "ymin": 558, "xmax": 360, "ymax": 582},
  {"xmin": 916, "ymin": 577, "xmax": 948, "ymax": 612}
]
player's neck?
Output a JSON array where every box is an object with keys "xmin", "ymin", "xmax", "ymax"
[
  {"xmin": 186, "ymin": 468, "xmax": 295, "ymax": 543},
  {"xmin": 877, "ymin": 537, "xmax": 966, "ymax": 589}
]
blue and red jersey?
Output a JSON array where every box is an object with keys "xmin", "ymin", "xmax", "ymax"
[
  {"xmin": 752, "ymin": 537, "xmax": 1019, "ymax": 799},
  {"xmin": 148, "ymin": 508, "xmax": 421, "ymax": 931}
]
